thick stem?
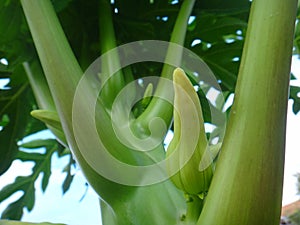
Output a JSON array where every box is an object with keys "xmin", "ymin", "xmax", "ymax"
[
  {"xmin": 197, "ymin": 0, "xmax": 297, "ymax": 224},
  {"xmin": 20, "ymin": 0, "xmax": 129, "ymax": 204},
  {"xmin": 20, "ymin": 0, "xmax": 82, "ymax": 130}
]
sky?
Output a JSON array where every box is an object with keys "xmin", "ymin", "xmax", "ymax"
[
  {"xmin": 0, "ymin": 57, "xmax": 300, "ymax": 224},
  {"xmin": 282, "ymin": 56, "xmax": 300, "ymax": 205}
]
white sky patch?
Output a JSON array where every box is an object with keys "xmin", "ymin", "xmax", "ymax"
[
  {"xmin": 22, "ymin": 162, "xmax": 101, "ymax": 225},
  {"xmin": 191, "ymin": 39, "xmax": 201, "ymax": 47},
  {"xmin": 282, "ymin": 56, "xmax": 300, "ymax": 205},
  {"xmin": 204, "ymin": 123, "xmax": 216, "ymax": 133},
  {"xmin": 0, "ymin": 58, "xmax": 8, "ymax": 65},
  {"xmin": 188, "ymin": 16, "xmax": 196, "ymax": 25},
  {"xmin": 0, "ymin": 160, "xmax": 35, "ymax": 216},
  {"xmin": 291, "ymin": 55, "xmax": 300, "ymax": 86},
  {"xmin": 236, "ymin": 30, "xmax": 243, "ymax": 35},
  {"xmin": 206, "ymin": 87, "xmax": 220, "ymax": 107},
  {"xmin": 164, "ymin": 130, "xmax": 174, "ymax": 149},
  {"xmin": 232, "ymin": 57, "xmax": 240, "ymax": 62},
  {"xmin": 282, "ymin": 100, "xmax": 300, "ymax": 205},
  {"xmin": 0, "ymin": 78, "xmax": 10, "ymax": 89},
  {"xmin": 161, "ymin": 16, "xmax": 168, "ymax": 22},
  {"xmin": 225, "ymin": 38, "xmax": 235, "ymax": 44},
  {"xmin": 0, "ymin": 160, "xmax": 35, "ymax": 190},
  {"xmin": 171, "ymin": 0, "xmax": 179, "ymax": 5},
  {"xmin": 223, "ymin": 93, "xmax": 234, "ymax": 112}
]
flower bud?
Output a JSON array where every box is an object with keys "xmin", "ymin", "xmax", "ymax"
[
  {"xmin": 31, "ymin": 109, "xmax": 67, "ymax": 146},
  {"xmin": 166, "ymin": 68, "xmax": 214, "ymax": 194}
]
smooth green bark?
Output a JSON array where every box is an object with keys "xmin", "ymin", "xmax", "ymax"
[{"xmin": 197, "ymin": 0, "xmax": 298, "ymax": 224}]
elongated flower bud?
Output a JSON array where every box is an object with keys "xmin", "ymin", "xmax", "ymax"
[{"xmin": 166, "ymin": 68, "xmax": 214, "ymax": 194}]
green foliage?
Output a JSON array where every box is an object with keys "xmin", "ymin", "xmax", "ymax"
[
  {"xmin": 0, "ymin": 0, "xmax": 34, "ymax": 70},
  {"xmin": 289, "ymin": 210, "xmax": 300, "ymax": 225},
  {"xmin": 0, "ymin": 66, "xmax": 43, "ymax": 175},
  {"xmin": 0, "ymin": 0, "xmax": 299, "ymax": 223}
]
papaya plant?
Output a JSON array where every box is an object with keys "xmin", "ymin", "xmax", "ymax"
[{"xmin": 0, "ymin": 0, "xmax": 299, "ymax": 224}]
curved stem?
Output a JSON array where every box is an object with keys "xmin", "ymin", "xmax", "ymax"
[
  {"xmin": 98, "ymin": 0, "xmax": 125, "ymax": 109},
  {"xmin": 20, "ymin": 0, "xmax": 129, "ymax": 204},
  {"xmin": 134, "ymin": 0, "xmax": 196, "ymax": 132}
]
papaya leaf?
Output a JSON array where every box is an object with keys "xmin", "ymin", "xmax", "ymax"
[
  {"xmin": 0, "ymin": 176, "xmax": 35, "ymax": 220},
  {"xmin": 61, "ymin": 156, "xmax": 75, "ymax": 194},
  {"xmin": 0, "ymin": 86, "xmax": 31, "ymax": 175},
  {"xmin": 51, "ymin": 0, "xmax": 73, "ymax": 12},
  {"xmin": 0, "ymin": 63, "xmax": 46, "ymax": 175},
  {"xmin": 185, "ymin": 9, "xmax": 248, "ymax": 92},
  {"xmin": 62, "ymin": 171, "xmax": 74, "ymax": 194},
  {"xmin": 0, "ymin": 0, "xmax": 23, "ymax": 45},
  {"xmin": 0, "ymin": 139, "xmax": 69, "ymax": 220}
]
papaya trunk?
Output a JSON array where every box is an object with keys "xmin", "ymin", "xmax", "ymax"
[{"xmin": 197, "ymin": 0, "xmax": 297, "ymax": 224}]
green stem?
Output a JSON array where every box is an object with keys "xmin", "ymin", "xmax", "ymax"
[
  {"xmin": 20, "ymin": 0, "xmax": 127, "ymax": 204},
  {"xmin": 98, "ymin": 0, "xmax": 125, "ymax": 109},
  {"xmin": 184, "ymin": 195, "xmax": 203, "ymax": 224},
  {"xmin": 23, "ymin": 61, "xmax": 55, "ymax": 112},
  {"xmin": 134, "ymin": 0, "xmax": 196, "ymax": 132},
  {"xmin": 20, "ymin": 0, "xmax": 82, "ymax": 129},
  {"xmin": 197, "ymin": 0, "xmax": 297, "ymax": 224},
  {"xmin": 23, "ymin": 61, "xmax": 68, "ymax": 145}
]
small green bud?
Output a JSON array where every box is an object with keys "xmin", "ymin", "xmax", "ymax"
[
  {"xmin": 31, "ymin": 109, "xmax": 67, "ymax": 146},
  {"xmin": 141, "ymin": 83, "xmax": 153, "ymax": 107}
]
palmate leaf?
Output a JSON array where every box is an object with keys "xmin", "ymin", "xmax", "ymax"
[
  {"xmin": 293, "ymin": 6, "xmax": 300, "ymax": 55},
  {"xmin": 0, "ymin": 139, "xmax": 62, "ymax": 220},
  {"xmin": 187, "ymin": 13, "xmax": 248, "ymax": 43},
  {"xmin": 114, "ymin": 0, "xmax": 180, "ymax": 42},
  {"xmin": 0, "ymin": 64, "xmax": 46, "ymax": 175},
  {"xmin": 0, "ymin": 0, "xmax": 34, "ymax": 70},
  {"xmin": 0, "ymin": 86, "xmax": 31, "ymax": 175},
  {"xmin": 197, "ymin": 41, "xmax": 244, "ymax": 91},
  {"xmin": 0, "ymin": 0, "xmax": 23, "ymax": 45},
  {"xmin": 51, "ymin": 0, "xmax": 73, "ymax": 12},
  {"xmin": 61, "ymin": 156, "xmax": 75, "ymax": 194},
  {"xmin": 186, "ymin": 10, "xmax": 248, "ymax": 92},
  {"xmin": 194, "ymin": 0, "xmax": 251, "ymax": 11},
  {"xmin": 0, "ymin": 176, "xmax": 35, "ymax": 220}
]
